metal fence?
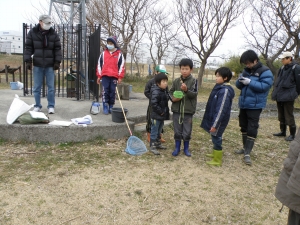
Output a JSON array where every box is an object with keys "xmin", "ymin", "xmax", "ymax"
[{"xmin": 22, "ymin": 23, "xmax": 101, "ymax": 100}]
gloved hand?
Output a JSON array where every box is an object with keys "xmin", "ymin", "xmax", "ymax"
[
  {"xmin": 239, "ymin": 77, "xmax": 251, "ymax": 85},
  {"xmin": 53, "ymin": 62, "xmax": 60, "ymax": 70},
  {"xmin": 26, "ymin": 62, "xmax": 32, "ymax": 70}
]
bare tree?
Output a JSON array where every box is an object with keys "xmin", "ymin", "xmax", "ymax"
[
  {"xmin": 243, "ymin": 0, "xmax": 300, "ymax": 75},
  {"xmin": 128, "ymin": 24, "xmax": 146, "ymax": 76},
  {"xmin": 176, "ymin": 0, "xmax": 245, "ymax": 87},
  {"xmin": 144, "ymin": 6, "xmax": 178, "ymax": 72},
  {"xmin": 86, "ymin": 0, "xmax": 157, "ymax": 60}
]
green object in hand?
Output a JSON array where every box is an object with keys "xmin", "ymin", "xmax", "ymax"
[{"xmin": 173, "ymin": 91, "xmax": 184, "ymax": 98}]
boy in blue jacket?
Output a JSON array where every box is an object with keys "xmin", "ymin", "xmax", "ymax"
[
  {"xmin": 201, "ymin": 67, "xmax": 235, "ymax": 166},
  {"xmin": 234, "ymin": 50, "xmax": 273, "ymax": 166}
]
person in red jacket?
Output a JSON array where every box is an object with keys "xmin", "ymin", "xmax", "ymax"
[{"xmin": 96, "ymin": 36, "xmax": 125, "ymax": 114}]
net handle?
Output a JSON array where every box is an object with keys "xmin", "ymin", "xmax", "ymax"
[{"xmin": 116, "ymin": 86, "xmax": 132, "ymax": 136}]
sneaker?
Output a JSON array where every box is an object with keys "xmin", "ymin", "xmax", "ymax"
[
  {"xmin": 150, "ymin": 146, "xmax": 160, "ymax": 155},
  {"xmin": 155, "ymin": 141, "xmax": 167, "ymax": 150},
  {"xmin": 235, "ymin": 149, "xmax": 244, "ymax": 154},
  {"xmin": 48, "ymin": 108, "xmax": 55, "ymax": 114},
  {"xmin": 33, "ymin": 107, "xmax": 41, "ymax": 112}
]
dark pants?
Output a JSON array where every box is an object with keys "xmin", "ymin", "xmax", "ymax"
[
  {"xmin": 211, "ymin": 135, "xmax": 222, "ymax": 150},
  {"xmin": 277, "ymin": 101, "xmax": 296, "ymax": 126},
  {"xmin": 101, "ymin": 76, "xmax": 118, "ymax": 105},
  {"xmin": 288, "ymin": 209, "xmax": 300, "ymax": 225},
  {"xmin": 173, "ymin": 112, "xmax": 193, "ymax": 141},
  {"xmin": 146, "ymin": 104, "xmax": 152, "ymax": 133},
  {"xmin": 239, "ymin": 109, "xmax": 262, "ymax": 138}
]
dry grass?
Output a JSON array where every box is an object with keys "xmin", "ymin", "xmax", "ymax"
[
  {"xmin": 0, "ymin": 54, "xmax": 295, "ymax": 224},
  {"xmin": 0, "ymin": 116, "xmax": 293, "ymax": 224}
]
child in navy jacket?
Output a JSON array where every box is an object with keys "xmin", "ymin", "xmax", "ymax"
[{"xmin": 201, "ymin": 67, "xmax": 235, "ymax": 166}]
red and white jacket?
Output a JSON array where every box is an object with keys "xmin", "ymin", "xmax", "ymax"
[{"xmin": 96, "ymin": 49, "xmax": 125, "ymax": 79}]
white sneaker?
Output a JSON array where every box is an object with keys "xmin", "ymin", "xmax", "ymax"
[
  {"xmin": 33, "ymin": 107, "xmax": 41, "ymax": 112},
  {"xmin": 48, "ymin": 108, "xmax": 55, "ymax": 114}
]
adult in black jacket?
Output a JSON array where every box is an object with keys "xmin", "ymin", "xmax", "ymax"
[
  {"xmin": 271, "ymin": 51, "xmax": 300, "ymax": 141},
  {"xmin": 24, "ymin": 14, "xmax": 62, "ymax": 114}
]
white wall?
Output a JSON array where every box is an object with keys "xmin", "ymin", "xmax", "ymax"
[{"xmin": 0, "ymin": 30, "xmax": 23, "ymax": 54}]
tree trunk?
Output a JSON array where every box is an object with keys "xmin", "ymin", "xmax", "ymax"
[
  {"xmin": 197, "ymin": 63, "xmax": 205, "ymax": 88},
  {"xmin": 265, "ymin": 59, "xmax": 277, "ymax": 79}
]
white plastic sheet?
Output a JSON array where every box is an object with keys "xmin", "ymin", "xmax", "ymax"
[{"xmin": 6, "ymin": 94, "xmax": 33, "ymax": 124}]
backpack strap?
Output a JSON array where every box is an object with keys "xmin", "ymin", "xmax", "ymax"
[{"xmin": 292, "ymin": 64, "xmax": 300, "ymax": 95}]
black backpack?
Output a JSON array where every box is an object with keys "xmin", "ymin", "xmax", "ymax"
[{"xmin": 293, "ymin": 64, "xmax": 300, "ymax": 95}]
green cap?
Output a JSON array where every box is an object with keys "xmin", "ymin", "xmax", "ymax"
[{"xmin": 155, "ymin": 65, "xmax": 168, "ymax": 74}]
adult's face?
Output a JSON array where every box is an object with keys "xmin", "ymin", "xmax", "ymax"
[{"xmin": 281, "ymin": 57, "xmax": 292, "ymax": 66}]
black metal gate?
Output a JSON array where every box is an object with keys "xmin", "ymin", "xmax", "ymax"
[{"xmin": 22, "ymin": 23, "xmax": 101, "ymax": 100}]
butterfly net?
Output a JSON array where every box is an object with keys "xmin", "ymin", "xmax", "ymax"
[{"xmin": 125, "ymin": 136, "xmax": 148, "ymax": 156}]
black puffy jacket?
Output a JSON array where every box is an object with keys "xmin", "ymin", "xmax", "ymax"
[
  {"xmin": 271, "ymin": 62, "xmax": 300, "ymax": 102},
  {"xmin": 150, "ymin": 85, "xmax": 170, "ymax": 120},
  {"xmin": 24, "ymin": 24, "xmax": 62, "ymax": 67}
]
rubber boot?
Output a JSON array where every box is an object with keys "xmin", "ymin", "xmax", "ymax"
[
  {"xmin": 150, "ymin": 139, "xmax": 160, "ymax": 155},
  {"xmin": 183, "ymin": 141, "xmax": 191, "ymax": 157},
  {"xmin": 172, "ymin": 140, "xmax": 181, "ymax": 156},
  {"xmin": 285, "ymin": 125, "xmax": 296, "ymax": 141},
  {"xmin": 155, "ymin": 139, "xmax": 167, "ymax": 149},
  {"xmin": 235, "ymin": 133, "xmax": 247, "ymax": 154},
  {"xmin": 103, "ymin": 102, "xmax": 109, "ymax": 115},
  {"xmin": 206, "ymin": 151, "xmax": 214, "ymax": 158},
  {"xmin": 206, "ymin": 150, "xmax": 222, "ymax": 166},
  {"xmin": 273, "ymin": 123, "xmax": 286, "ymax": 137},
  {"xmin": 147, "ymin": 132, "xmax": 150, "ymax": 142},
  {"xmin": 109, "ymin": 104, "xmax": 114, "ymax": 114},
  {"xmin": 243, "ymin": 137, "xmax": 255, "ymax": 166},
  {"xmin": 160, "ymin": 134, "xmax": 166, "ymax": 143}
]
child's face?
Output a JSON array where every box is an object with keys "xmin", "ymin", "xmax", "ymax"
[
  {"xmin": 215, "ymin": 72, "xmax": 227, "ymax": 84},
  {"xmin": 180, "ymin": 65, "xmax": 192, "ymax": 78},
  {"xmin": 158, "ymin": 79, "xmax": 168, "ymax": 90}
]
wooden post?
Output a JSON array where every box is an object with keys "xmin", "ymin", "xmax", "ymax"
[
  {"xmin": 18, "ymin": 66, "xmax": 21, "ymax": 82},
  {"xmin": 5, "ymin": 65, "xmax": 9, "ymax": 83},
  {"xmin": 12, "ymin": 70, "xmax": 15, "ymax": 82}
]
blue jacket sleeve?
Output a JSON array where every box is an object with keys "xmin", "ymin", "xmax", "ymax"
[{"xmin": 248, "ymin": 70, "xmax": 274, "ymax": 93}]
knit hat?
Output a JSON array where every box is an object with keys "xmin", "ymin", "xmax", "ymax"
[
  {"xmin": 107, "ymin": 36, "xmax": 118, "ymax": 47},
  {"xmin": 155, "ymin": 65, "xmax": 168, "ymax": 74}
]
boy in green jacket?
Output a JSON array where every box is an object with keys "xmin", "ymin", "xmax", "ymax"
[{"xmin": 169, "ymin": 58, "xmax": 198, "ymax": 156}]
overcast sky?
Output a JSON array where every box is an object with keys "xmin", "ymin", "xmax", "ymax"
[{"xmin": 0, "ymin": 0, "xmax": 245, "ymax": 61}]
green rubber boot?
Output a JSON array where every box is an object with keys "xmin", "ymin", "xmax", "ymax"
[
  {"xmin": 206, "ymin": 150, "xmax": 223, "ymax": 166},
  {"xmin": 206, "ymin": 151, "xmax": 214, "ymax": 158}
]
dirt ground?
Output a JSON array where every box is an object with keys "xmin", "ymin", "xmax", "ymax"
[{"xmin": 0, "ymin": 114, "xmax": 295, "ymax": 225}]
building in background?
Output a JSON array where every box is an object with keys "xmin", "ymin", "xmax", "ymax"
[{"xmin": 0, "ymin": 30, "xmax": 23, "ymax": 54}]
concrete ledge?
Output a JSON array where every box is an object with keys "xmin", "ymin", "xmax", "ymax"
[
  {"xmin": 0, "ymin": 89, "xmax": 149, "ymax": 143},
  {"xmin": 0, "ymin": 122, "xmax": 135, "ymax": 143}
]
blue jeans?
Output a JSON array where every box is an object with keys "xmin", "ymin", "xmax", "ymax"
[
  {"xmin": 150, "ymin": 119, "xmax": 164, "ymax": 141},
  {"xmin": 211, "ymin": 135, "xmax": 222, "ymax": 150},
  {"xmin": 33, "ymin": 66, "xmax": 55, "ymax": 109}
]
